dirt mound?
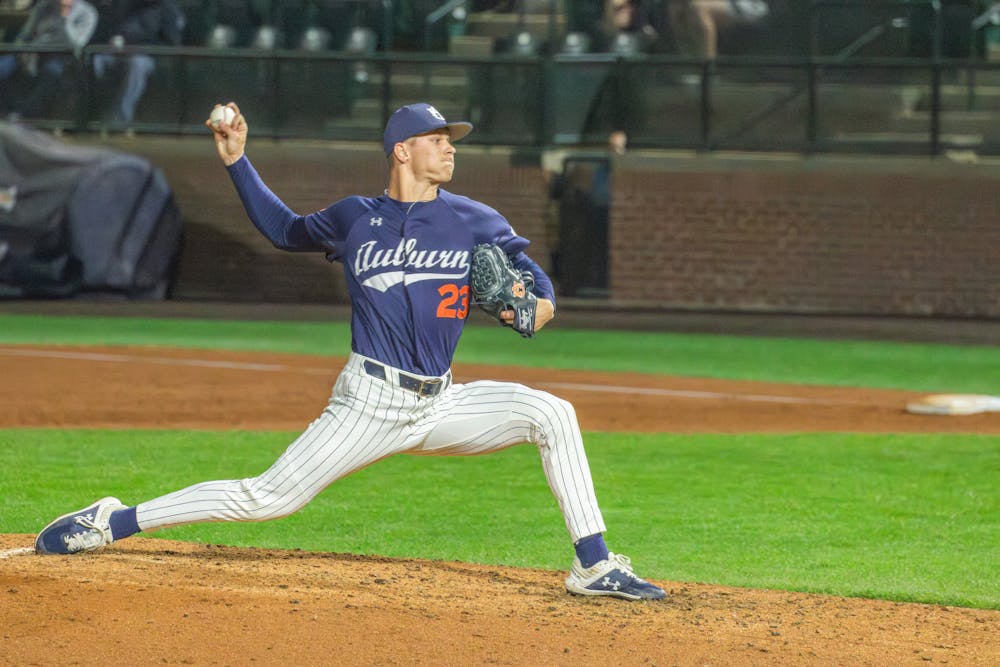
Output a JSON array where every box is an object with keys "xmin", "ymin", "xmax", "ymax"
[
  {"xmin": 2, "ymin": 344, "xmax": 999, "ymax": 665},
  {"xmin": 2, "ymin": 535, "xmax": 997, "ymax": 666}
]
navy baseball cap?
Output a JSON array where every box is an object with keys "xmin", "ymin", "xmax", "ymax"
[{"xmin": 383, "ymin": 103, "xmax": 473, "ymax": 156}]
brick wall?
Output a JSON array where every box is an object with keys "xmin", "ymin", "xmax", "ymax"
[
  {"xmin": 610, "ymin": 154, "xmax": 1000, "ymax": 317},
  {"xmin": 90, "ymin": 136, "xmax": 999, "ymax": 317}
]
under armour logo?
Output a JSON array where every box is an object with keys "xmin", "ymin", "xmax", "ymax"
[
  {"xmin": 370, "ymin": 217, "xmax": 383, "ymax": 226},
  {"xmin": 426, "ymin": 106, "xmax": 446, "ymax": 122},
  {"xmin": 602, "ymin": 576, "xmax": 621, "ymax": 591}
]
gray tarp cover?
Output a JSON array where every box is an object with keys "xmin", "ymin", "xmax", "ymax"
[{"xmin": 0, "ymin": 122, "xmax": 181, "ymax": 298}]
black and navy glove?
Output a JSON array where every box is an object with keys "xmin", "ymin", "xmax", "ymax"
[{"xmin": 469, "ymin": 243, "xmax": 537, "ymax": 338}]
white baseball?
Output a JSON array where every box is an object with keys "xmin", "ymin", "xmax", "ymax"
[{"xmin": 210, "ymin": 105, "xmax": 236, "ymax": 129}]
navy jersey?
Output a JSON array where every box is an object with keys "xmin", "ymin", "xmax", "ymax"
[{"xmin": 228, "ymin": 156, "xmax": 555, "ymax": 376}]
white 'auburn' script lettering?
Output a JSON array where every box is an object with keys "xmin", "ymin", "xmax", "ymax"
[{"xmin": 354, "ymin": 239, "xmax": 470, "ymax": 276}]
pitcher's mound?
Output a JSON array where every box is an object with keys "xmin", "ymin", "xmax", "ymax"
[{"xmin": 2, "ymin": 534, "xmax": 998, "ymax": 665}]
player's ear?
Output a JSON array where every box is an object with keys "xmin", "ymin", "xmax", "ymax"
[{"xmin": 392, "ymin": 142, "xmax": 408, "ymax": 163}]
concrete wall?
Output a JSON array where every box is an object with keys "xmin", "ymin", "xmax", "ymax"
[{"xmin": 89, "ymin": 135, "xmax": 999, "ymax": 318}]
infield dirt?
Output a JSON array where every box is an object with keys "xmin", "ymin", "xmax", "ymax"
[{"xmin": 2, "ymin": 344, "xmax": 998, "ymax": 666}]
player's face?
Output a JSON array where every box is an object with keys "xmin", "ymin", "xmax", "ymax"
[{"xmin": 405, "ymin": 129, "xmax": 456, "ymax": 183}]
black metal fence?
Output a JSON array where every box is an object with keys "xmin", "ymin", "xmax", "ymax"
[{"xmin": 4, "ymin": 43, "xmax": 1000, "ymax": 156}]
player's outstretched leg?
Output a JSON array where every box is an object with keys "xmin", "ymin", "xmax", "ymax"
[
  {"xmin": 35, "ymin": 497, "xmax": 129, "ymax": 555},
  {"xmin": 415, "ymin": 380, "xmax": 666, "ymax": 601},
  {"xmin": 564, "ymin": 551, "xmax": 666, "ymax": 600}
]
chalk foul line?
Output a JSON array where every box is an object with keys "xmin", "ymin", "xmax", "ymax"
[
  {"xmin": 0, "ymin": 547, "xmax": 35, "ymax": 559},
  {"xmin": 539, "ymin": 382, "xmax": 871, "ymax": 407},
  {"xmin": 0, "ymin": 346, "xmax": 331, "ymax": 375},
  {"xmin": 1, "ymin": 346, "xmax": 871, "ymax": 408}
]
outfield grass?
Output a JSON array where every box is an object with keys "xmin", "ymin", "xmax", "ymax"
[
  {"xmin": 1, "ymin": 313, "xmax": 998, "ymax": 610},
  {"xmin": 1, "ymin": 429, "xmax": 997, "ymax": 609},
  {"xmin": 0, "ymin": 313, "xmax": 998, "ymax": 392}
]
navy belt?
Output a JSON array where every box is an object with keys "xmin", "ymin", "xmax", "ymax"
[{"xmin": 363, "ymin": 360, "xmax": 445, "ymax": 398}]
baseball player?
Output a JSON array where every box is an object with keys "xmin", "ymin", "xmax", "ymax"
[{"xmin": 34, "ymin": 102, "xmax": 665, "ymax": 601}]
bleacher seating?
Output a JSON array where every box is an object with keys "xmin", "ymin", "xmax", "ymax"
[{"xmin": 2, "ymin": 1, "xmax": 1000, "ymax": 155}]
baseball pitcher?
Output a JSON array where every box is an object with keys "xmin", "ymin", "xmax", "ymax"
[{"xmin": 34, "ymin": 102, "xmax": 665, "ymax": 601}]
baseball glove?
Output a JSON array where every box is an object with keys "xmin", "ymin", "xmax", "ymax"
[{"xmin": 469, "ymin": 243, "xmax": 537, "ymax": 338}]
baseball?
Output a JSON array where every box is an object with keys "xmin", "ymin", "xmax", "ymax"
[{"xmin": 210, "ymin": 105, "xmax": 236, "ymax": 129}]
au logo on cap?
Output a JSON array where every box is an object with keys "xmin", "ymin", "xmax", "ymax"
[{"xmin": 382, "ymin": 102, "xmax": 473, "ymax": 156}]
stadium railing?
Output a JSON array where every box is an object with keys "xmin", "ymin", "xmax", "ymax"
[{"xmin": 2, "ymin": 42, "xmax": 1000, "ymax": 157}]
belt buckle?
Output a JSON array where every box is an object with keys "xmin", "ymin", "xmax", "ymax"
[{"xmin": 417, "ymin": 377, "xmax": 441, "ymax": 397}]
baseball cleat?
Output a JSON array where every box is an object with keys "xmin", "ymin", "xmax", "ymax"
[
  {"xmin": 565, "ymin": 552, "xmax": 667, "ymax": 601},
  {"xmin": 35, "ymin": 497, "xmax": 126, "ymax": 555}
]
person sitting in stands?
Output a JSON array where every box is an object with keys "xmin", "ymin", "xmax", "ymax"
[
  {"xmin": 91, "ymin": 0, "xmax": 184, "ymax": 130},
  {"xmin": 667, "ymin": 0, "xmax": 769, "ymax": 61},
  {"xmin": 0, "ymin": 0, "xmax": 97, "ymax": 119}
]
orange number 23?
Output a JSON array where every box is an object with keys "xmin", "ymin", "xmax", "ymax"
[{"xmin": 436, "ymin": 284, "xmax": 469, "ymax": 319}]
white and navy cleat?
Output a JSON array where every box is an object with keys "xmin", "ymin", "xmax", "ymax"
[
  {"xmin": 35, "ymin": 497, "xmax": 126, "ymax": 555},
  {"xmin": 565, "ymin": 552, "xmax": 667, "ymax": 601}
]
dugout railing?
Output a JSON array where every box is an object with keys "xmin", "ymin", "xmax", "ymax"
[{"xmin": 4, "ymin": 43, "xmax": 1000, "ymax": 157}]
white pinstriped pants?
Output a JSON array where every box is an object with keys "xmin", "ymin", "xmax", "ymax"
[{"xmin": 136, "ymin": 353, "xmax": 607, "ymax": 542}]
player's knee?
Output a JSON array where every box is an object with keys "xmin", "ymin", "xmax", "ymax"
[
  {"xmin": 536, "ymin": 394, "xmax": 578, "ymax": 437},
  {"xmin": 553, "ymin": 395, "xmax": 577, "ymax": 420},
  {"xmin": 541, "ymin": 391, "xmax": 575, "ymax": 417},
  {"xmin": 238, "ymin": 477, "xmax": 307, "ymax": 521}
]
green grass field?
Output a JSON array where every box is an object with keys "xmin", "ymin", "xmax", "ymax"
[
  {"xmin": 1, "ymin": 313, "xmax": 997, "ymax": 609},
  {"xmin": 1, "ymin": 313, "xmax": 998, "ymax": 391}
]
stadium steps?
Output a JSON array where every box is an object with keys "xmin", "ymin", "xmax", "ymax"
[{"xmin": 464, "ymin": 8, "xmax": 564, "ymax": 44}]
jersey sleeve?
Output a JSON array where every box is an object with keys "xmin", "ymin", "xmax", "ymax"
[
  {"xmin": 494, "ymin": 224, "xmax": 530, "ymax": 256},
  {"xmin": 457, "ymin": 192, "xmax": 555, "ymax": 304},
  {"xmin": 227, "ymin": 156, "xmax": 344, "ymax": 256},
  {"xmin": 511, "ymin": 251, "xmax": 555, "ymax": 304}
]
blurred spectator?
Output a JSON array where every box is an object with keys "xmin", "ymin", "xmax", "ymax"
[
  {"xmin": 668, "ymin": 0, "xmax": 769, "ymax": 60},
  {"xmin": 1, "ymin": 0, "xmax": 37, "ymax": 43},
  {"xmin": 91, "ymin": 0, "xmax": 184, "ymax": 130},
  {"xmin": 0, "ymin": 0, "xmax": 97, "ymax": 119},
  {"xmin": 598, "ymin": 0, "xmax": 659, "ymax": 54},
  {"xmin": 581, "ymin": 0, "xmax": 660, "ymax": 155}
]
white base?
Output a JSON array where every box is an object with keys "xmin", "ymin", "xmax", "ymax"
[{"xmin": 905, "ymin": 394, "xmax": 1000, "ymax": 416}]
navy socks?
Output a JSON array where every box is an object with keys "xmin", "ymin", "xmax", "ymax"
[
  {"xmin": 108, "ymin": 507, "xmax": 141, "ymax": 541},
  {"xmin": 574, "ymin": 533, "xmax": 609, "ymax": 568}
]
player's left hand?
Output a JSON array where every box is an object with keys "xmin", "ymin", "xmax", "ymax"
[{"xmin": 500, "ymin": 298, "xmax": 554, "ymax": 332}]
